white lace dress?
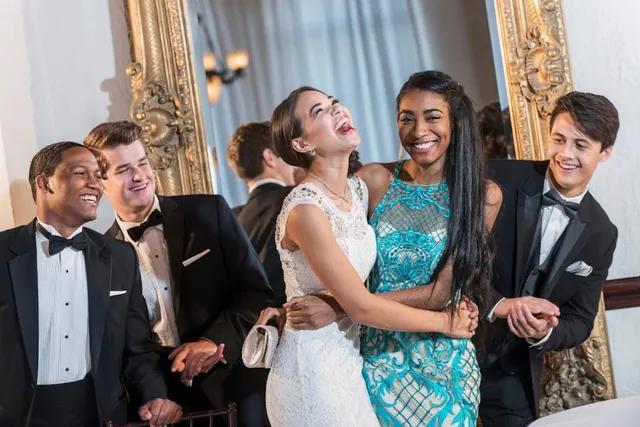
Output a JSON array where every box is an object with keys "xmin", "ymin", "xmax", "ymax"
[{"xmin": 265, "ymin": 177, "xmax": 380, "ymax": 427}]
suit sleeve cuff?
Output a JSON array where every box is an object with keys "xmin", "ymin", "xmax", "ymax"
[
  {"xmin": 527, "ymin": 328, "xmax": 553, "ymax": 348},
  {"xmin": 487, "ymin": 297, "xmax": 506, "ymax": 322}
]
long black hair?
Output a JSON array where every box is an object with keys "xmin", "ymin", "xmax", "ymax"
[{"xmin": 396, "ymin": 71, "xmax": 493, "ymax": 315}]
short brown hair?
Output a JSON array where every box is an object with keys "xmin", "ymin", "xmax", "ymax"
[
  {"xmin": 550, "ymin": 91, "xmax": 619, "ymax": 151},
  {"xmin": 83, "ymin": 121, "xmax": 142, "ymax": 174},
  {"xmin": 28, "ymin": 141, "xmax": 89, "ymax": 199},
  {"xmin": 226, "ymin": 121, "xmax": 273, "ymax": 180}
]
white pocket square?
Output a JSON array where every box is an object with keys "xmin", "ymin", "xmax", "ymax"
[
  {"xmin": 109, "ymin": 290, "xmax": 127, "ymax": 297},
  {"xmin": 182, "ymin": 249, "xmax": 211, "ymax": 267},
  {"xmin": 565, "ymin": 261, "xmax": 593, "ymax": 277}
]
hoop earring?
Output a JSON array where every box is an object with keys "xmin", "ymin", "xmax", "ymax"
[{"xmin": 309, "ymin": 147, "xmax": 316, "ymax": 156}]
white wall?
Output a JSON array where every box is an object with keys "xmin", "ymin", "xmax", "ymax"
[
  {"xmin": 0, "ymin": 0, "xmax": 132, "ymax": 232},
  {"xmin": 563, "ymin": 0, "xmax": 640, "ymax": 397}
]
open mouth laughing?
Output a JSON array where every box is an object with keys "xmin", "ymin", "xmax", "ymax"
[
  {"xmin": 554, "ymin": 158, "xmax": 580, "ymax": 172},
  {"xmin": 335, "ymin": 117, "xmax": 355, "ymax": 135},
  {"xmin": 80, "ymin": 194, "xmax": 99, "ymax": 205},
  {"xmin": 407, "ymin": 138, "xmax": 439, "ymax": 153}
]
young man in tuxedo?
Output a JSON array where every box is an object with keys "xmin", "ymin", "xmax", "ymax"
[
  {"xmin": 227, "ymin": 121, "xmax": 300, "ymax": 306},
  {"xmin": 0, "ymin": 142, "xmax": 181, "ymax": 427},
  {"xmin": 480, "ymin": 91, "xmax": 620, "ymax": 426},
  {"xmin": 84, "ymin": 122, "xmax": 274, "ymax": 427}
]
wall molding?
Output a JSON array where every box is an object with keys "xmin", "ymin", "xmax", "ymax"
[{"xmin": 604, "ymin": 277, "xmax": 640, "ymax": 311}]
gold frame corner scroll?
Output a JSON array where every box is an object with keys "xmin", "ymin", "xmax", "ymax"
[{"xmin": 125, "ymin": 0, "xmax": 213, "ymax": 196}]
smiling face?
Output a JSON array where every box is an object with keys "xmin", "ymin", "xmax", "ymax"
[
  {"xmin": 397, "ymin": 89, "xmax": 451, "ymax": 170},
  {"xmin": 292, "ymin": 90, "xmax": 360, "ymax": 158},
  {"xmin": 38, "ymin": 147, "xmax": 103, "ymax": 230},
  {"xmin": 99, "ymin": 140, "xmax": 156, "ymax": 220},
  {"xmin": 547, "ymin": 112, "xmax": 612, "ymax": 197}
]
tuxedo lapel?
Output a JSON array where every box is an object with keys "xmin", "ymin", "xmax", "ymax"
[
  {"xmin": 539, "ymin": 194, "xmax": 593, "ymax": 299},
  {"xmin": 515, "ymin": 175, "xmax": 543, "ymax": 295},
  {"xmin": 84, "ymin": 232, "xmax": 112, "ymax": 371},
  {"xmin": 8, "ymin": 222, "xmax": 39, "ymax": 383},
  {"xmin": 159, "ymin": 196, "xmax": 184, "ymax": 310}
]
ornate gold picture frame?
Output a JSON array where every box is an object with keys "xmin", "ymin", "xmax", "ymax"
[{"xmin": 124, "ymin": 0, "xmax": 615, "ymax": 415}]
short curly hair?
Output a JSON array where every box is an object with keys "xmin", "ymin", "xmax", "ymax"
[
  {"xmin": 28, "ymin": 141, "xmax": 89, "ymax": 199},
  {"xmin": 226, "ymin": 121, "xmax": 273, "ymax": 180}
]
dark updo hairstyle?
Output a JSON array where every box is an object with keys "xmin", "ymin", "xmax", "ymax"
[
  {"xmin": 271, "ymin": 86, "xmax": 361, "ymax": 175},
  {"xmin": 396, "ymin": 71, "xmax": 493, "ymax": 315}
]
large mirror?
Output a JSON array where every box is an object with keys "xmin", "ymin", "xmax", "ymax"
[
  {"xmin": 192, "ymin": 0, "xmax": 511, "ymax": 205},
  {"xmin": 124, "ymin": 0, "xmax": 614, "ymax": 416}
]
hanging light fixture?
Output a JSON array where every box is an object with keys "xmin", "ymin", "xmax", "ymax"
[{"xmin": 204, "ymin": 49, "xmax": 250, "ymax": 104}]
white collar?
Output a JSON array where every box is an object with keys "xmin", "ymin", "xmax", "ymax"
[
  {"xmin": 248, "ymin": 178, "xmax": 287, "ymax": 193},
  {"xmin": 36, "ymin": 218, "xmax": 84, "ymax": 238},
  {"xmin": 115, "ymin": 195, "xmax": 162, "ymax": 230},
  {"xmin": 543, "ymin": 174, "xmax": 587, "ymax": 204}
]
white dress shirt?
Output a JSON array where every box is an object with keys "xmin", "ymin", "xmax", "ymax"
[
  {"xmin": 489, "ymin": 176, "xmax": 587, "ymax": 347},
  {"xmin": 36, "ymin": 220, "xmax": 91, "ymax": 385},
  {"xmin": 116, "ymin": 197, "xmax": 180, "ymax": 347}
]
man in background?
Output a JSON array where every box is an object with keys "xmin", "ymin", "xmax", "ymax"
[{"xmin": 227, "ymin": 121, "xmax": 300, "ymax": 306}]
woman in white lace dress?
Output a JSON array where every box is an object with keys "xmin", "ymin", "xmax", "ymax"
[{"xmin": 261, "ymin": 87, "xmax": 478, "ymax": 427}]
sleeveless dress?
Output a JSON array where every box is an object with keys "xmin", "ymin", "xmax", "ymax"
[
  {"xmin": 265, "ymin": 177, "xmax": 380, "ymax": 427},
  {"xmin": 361, "ymin": 161, "xmax": 481, "ymax": 426}
]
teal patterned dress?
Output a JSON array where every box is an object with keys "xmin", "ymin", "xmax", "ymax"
[{"xmin": 361, "ymin": 161, "xmax": 480, "ymax": 426}]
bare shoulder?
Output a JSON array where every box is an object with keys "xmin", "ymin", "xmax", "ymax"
[
  {"xmin": 485, "ymin": 179, "xmax": 503, "ymax": 208},
  {"xmin": 286, "ymin": 203, "xmax": 331, "ymax": 234},
  {"xmin": 357, "ymin": 162, "xmax": 393, "ymax": 190}
]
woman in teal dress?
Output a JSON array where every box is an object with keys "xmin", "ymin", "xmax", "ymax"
[{"xmin": 358, "ymin": 71, "xmax": 502, "ymax": 426}]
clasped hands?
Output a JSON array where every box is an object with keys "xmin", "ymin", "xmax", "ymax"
[
  {"xmin": 169, "ymin": 339, "xmax": 226, "ymax": 385},
  {"xmin": 256, "ymin": 295, "xmax": 480, "ymax": 339},
  {"xmin": 494, "ymin": 296, "xmax": 560, "ymax": 341}
]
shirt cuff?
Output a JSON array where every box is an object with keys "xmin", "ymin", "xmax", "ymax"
[
  {"xmin": 526, "ymin": 328, "xmax": 553, "ymax": 348},
  {"xmin": 487, "ymin": 297, "xmax": 506, "ymax": 322}
]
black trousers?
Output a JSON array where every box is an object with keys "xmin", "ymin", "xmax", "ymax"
[
  {"xmin": 31, "ymin": 376, "xmax": 98, "ymax": 427},
  {"xmin": 158, "ymin": 347, "xmax": 270, "ymax": 427},
  {"xmin": 479, "ymin": 363, "xmax": 535, "ymax": 427},
  {"xmin": 223, "ymin": 364, "xmax": 270, "ymax": 427}
]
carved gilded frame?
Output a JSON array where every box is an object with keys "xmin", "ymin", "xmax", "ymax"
[
  {"xmin": 124, "ymin": 0, "xmax": 615, "ymax": 415},
  {"xmin": 125, "ymin": 0, "xmax": 212, "ymax": 196},
  {"xmin": 493, "ymin": 0, "xmax": 615, "ymax": 414}
]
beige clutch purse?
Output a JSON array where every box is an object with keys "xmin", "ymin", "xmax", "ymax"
[{"xmin": 241, "ymin": 324, "xmax": 279, "ymax": 368}]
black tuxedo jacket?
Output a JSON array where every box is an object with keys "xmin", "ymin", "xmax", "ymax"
[
  {"xmin": 0, "ymin": 222, "xmax": 167, "ymax": 426},
  {"xmin": 485, "ymin": 160, "xmax": 618, "ymax": 411},
  {"xmin": 106, "ymin": 195, "xmax": 273, "ymax": 406},
  {"xmin": 233, "ymin": 183, "xmax": 292, "ymax": 305}
]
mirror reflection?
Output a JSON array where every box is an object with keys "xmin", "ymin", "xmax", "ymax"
[{"xmin": 192, "ymin": 0, "xmax": 512, "ymax": 205}]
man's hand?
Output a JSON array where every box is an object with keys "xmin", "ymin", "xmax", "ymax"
[
  {"xmin": 138, "ymin": 398, "xmax": 182, "ymax": 427},
  {"xmin": 507, "ymin": 301, "xmax": 559, "ymax": 340},
  {"xmin": 284, "ymin": 295, "xmax": 339, "ymax": 330},
  {"xmin": 169, "ymin": 339, "xmax": 225, "ymax": 384},
  {"xmin": 494, "ymin": 296, "xmax": 560, "ymax": 320}
]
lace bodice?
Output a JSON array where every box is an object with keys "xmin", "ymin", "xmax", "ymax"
[
  {"xmin": 275, "ymin": 176, "xmax": 376, "ymax": 299},
  {"xmin": 266, "ymin": 175, "xmax": 380, "ymax": 426},
  {"xmin": 361, "ymin": 161, "xmax": 479, "ymax": 426}
]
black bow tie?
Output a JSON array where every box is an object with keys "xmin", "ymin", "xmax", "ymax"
[
  {"xmin": 542, "ymin": 190, "xmax": 580, "ymax": 217},
  {"xmin": 126, "ymin": 210, "xmax": 163, "ymax": 242},
  {"xmin": 37, "ymin": 223, "xmax": 88, "ymax": 255}
]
